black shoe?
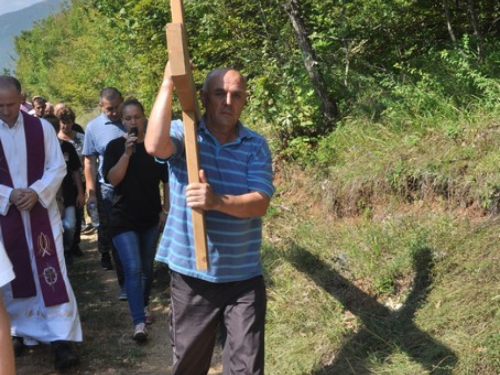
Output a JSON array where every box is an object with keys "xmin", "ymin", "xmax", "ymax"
[
  {"xmin": 100, "ymin": 254, "xmax": 113, "ymax": 270},
  {"xmin": 73, "ymin": 245, "xmax": 84, "ymax": 257},
  {"xmin": 12, "ymin": 336, "xmax": 24, "ymax": 357},
  {"xmin": 65, "ymin": 252, "xmax": 74, "ymax": 266},
  {"xmin": 51, "ymin": 341, "xmax": 80, "ymax": 369}
]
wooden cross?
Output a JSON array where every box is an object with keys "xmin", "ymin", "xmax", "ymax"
[{"xmin": 166, "ymin": 0, "xmax": 209, "ymax": 270}]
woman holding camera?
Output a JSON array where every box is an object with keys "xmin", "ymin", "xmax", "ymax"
[{"xmin": 103, "ymin": 98, "xmax": 169, "ymax": 342}]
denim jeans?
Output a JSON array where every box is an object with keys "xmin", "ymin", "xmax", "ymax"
[
  {"xmin": 112, "ymin": 224, "xmax": 160, "ymax": 325},
  {"xmin": 72, "ymin": 205, "xmax": 83, "ymax": 249},
  {"xmin": 96, "ymin": 182, "xmax": 113, "ymax": 254},
  {"xmin": 98, "ymin": 182, "xmax": 124, "ymax": 287},
  {"xmin": 62, "ymin": 205, "xmax": 76, "ymax": 252}
]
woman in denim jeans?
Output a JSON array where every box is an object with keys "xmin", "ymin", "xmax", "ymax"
[{"xmin": 103, "ymin": 98, "xmax": 169, "ymax": 342}]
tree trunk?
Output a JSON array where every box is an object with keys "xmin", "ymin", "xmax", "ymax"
[
  {"xmin": 466, "ymin": 0, "xmax": 485, "ymax": 62},
  {"xmin": 284, "ymin": 0, "xmax": 339, "ymax": 127},
  {"xmin": 443, "ymin": 0, "xmax": 458, "ymax": 44},
  {"xmin": 443, "ymin": 0, "xmax": 469, "ymax": 59}
]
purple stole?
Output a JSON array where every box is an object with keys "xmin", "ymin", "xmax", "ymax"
[{"xmin": 0, "ymin": 112, "xmax": 69, "ymax": 307}]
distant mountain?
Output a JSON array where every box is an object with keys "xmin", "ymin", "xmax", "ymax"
[{"xmin": 0, "ymin": 0, "xmax": 64, "ymax": 73}]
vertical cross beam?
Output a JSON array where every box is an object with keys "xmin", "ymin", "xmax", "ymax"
[{"xmin": 166, "ymin": 0, "xmax": 209, "ymax": 270}]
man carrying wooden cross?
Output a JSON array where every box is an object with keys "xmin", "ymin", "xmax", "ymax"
[{"xmin": 145, "ymin": 61, "xmax": 275, "ymax": 374}]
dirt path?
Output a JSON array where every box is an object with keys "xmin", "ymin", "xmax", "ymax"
[{"xmin": 14, "ymin": 231, "xmax": 222, "ymax": 374}]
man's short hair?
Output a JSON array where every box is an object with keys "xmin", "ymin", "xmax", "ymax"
[
  {"xmin": 33, "ymin": 97, "xmax": 47, "ymax": 106},
  {"xmin": 99, "ymin": 87, "xmax": 123, "ymax": 102},
  {"xmin": 0, "ymin": 75, "xmax": 22, "ymax": 93}
]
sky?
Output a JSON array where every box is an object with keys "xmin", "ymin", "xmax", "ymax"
[{"xmin": 0, "ymin": 0, "xmax": 45, "ymax": 16}]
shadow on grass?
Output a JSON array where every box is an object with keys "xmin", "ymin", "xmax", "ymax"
[{"xmin": 287, "ymin": 245, "xmax": 458, "ymax": 374}]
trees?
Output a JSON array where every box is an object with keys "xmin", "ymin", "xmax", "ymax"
[
  {"xmin": 14, "ymin": 0, "xmax": 500, "ymax": 158},
  {"xmin": 15, "ymin": 0, "xmax": 134, "ymax": 109},
  {"xmin": 284, "ymin": 0, "xmax": 339, "ymax": 126}
]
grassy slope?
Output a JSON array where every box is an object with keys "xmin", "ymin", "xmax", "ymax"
[{"xmin": 262, "ymin": 108, "xmax": 500, "ymax": 374}]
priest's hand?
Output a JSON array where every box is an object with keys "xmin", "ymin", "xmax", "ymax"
[
  {"xmin": 11, "ymin": 188, "xmax": 39, "ymax": 211},
  {"xmin": 9, "ymin": 189, "xmax": 23, "ymax": 206}
]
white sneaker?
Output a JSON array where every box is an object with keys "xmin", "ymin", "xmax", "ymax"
[{"xmin": 133, "ymin": 323, "xmax": 148, "ymax": 342}]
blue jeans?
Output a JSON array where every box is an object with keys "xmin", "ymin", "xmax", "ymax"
[
  {"xmin": 62, "ymin": 205, "xmax": 76, "ymax": 252},
  {"xmin": 112, "ymin": 225, "xmax": 160, "ymax": 325},
  {"xmin": 98, "ymin": 182, "xmax": 124, "ymax": 287}
]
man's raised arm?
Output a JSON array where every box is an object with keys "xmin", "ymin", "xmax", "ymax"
[{"xmin": 145, "ymin": 62, "xmax": 177, "ymax": 160}]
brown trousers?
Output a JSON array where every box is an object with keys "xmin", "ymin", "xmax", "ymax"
[{"xmin": 169, "ymin": 271, "xmax": 266, "ymax": 375}]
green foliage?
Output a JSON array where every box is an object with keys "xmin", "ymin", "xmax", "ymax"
[
  {"xmin": 14, "ymin": 0, "xmax": 170, "ymax": 112},
  {"xmin": 12, "ymin": 0, "xmax": 500, "ymax": 159},
  {"xmin": 263, "ymin": 159, "xmax": 500, "ymax": 373},
  {"xmin": 92, "ymin": 0, "xmax": 170, "ymax": 109},
  {"xmin": 15, "ymin": 0, "xmax": 130, "ymax": 110}
]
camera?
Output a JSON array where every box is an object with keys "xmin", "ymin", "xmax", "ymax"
[
  {"xmin": 128, "ymin": 127, "xmax": 138, "ymax": 137},
  {"xmin": 128, "ymin": 127, "xmax": 138, "ymax": 153}
]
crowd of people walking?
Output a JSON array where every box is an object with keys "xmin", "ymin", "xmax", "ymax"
[{"xmin": 0, "ymin": 60, "xmax": 274, "ymax": 374}]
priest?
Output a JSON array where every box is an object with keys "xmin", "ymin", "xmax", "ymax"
[{"xmin": 0, "ymin": 75, "xmax": 82, "ymax": 369}]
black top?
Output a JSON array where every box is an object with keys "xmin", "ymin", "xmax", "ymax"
[
  {"xmin": 73, "ymin": 123, "xmax": 85, "ymax": 134},
  {"xmin": 103, "ymin": 137, "xmax": 168, "ymax": 237},
  {"xmin": 60, "ymin": 140, "xmax": 81, "ymax": 207}
]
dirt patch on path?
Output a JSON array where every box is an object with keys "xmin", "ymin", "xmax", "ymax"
[{"xmin": 14, "ymin": 231, "xmax": 222, "ymax": 374}]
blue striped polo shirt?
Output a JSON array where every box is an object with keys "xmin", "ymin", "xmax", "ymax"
[
  {"xmin": 82, "ymin": 113, "xmax": 126, "ymax": 185},
  {"xmin": 155, "ymin": 118, "xmax": 275, "ymax": 283}
]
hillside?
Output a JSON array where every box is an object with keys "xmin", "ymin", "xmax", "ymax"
[
  {"xmin": 0, "ymin": 0, "xmax": 63, "ymax": 73},
  {"xmin": 260, "ymin": 107, "xmax": 500, "ymax": 374}
]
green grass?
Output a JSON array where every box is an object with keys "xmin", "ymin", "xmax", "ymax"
[
  {"xmin": 262, "ymin": 104, "xmax": 500, "ymax": 374},
  {"xmin": 263, "ymin": 202, "xmax": 500, "ymax": 374},
  {"xmin": 309, "ymin": 104, "xmax": 500, "ymax": 217}
]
